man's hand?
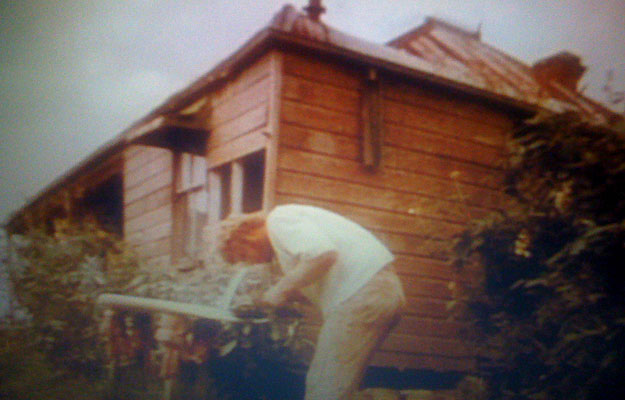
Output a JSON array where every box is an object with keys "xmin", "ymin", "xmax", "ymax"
[{"xmin": 260, "ymin": 250, "xmax": 338, "ymax": 308}]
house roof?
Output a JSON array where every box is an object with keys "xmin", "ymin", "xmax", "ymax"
[
  {"xmin": 126, "ymin": 4, "xmax": 617, "ymax": 140},
  {"xmin": 387, "ymin": 17, "xmax": 615, "ymax": 123},
  {"xmin": 7, "ymin": 3, "xmax": 620, "ymax": 229}
]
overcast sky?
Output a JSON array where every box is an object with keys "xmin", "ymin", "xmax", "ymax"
[{"xmin": 1, "ymin": 0, "xmax": 624, "ymax": 224}]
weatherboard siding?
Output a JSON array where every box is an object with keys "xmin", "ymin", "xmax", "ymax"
[
  {"xmin": 205, "ymin": 54, "xmax": 274, "ymax": 167},
  {"xmin": 121, "ymin": 54, "xmax": 277, "ymax": 266},
  {"xmin": 123, "ymin": 145, "xmax": 174, "ymax": 266},
  {"xmin": 275, "ymin": 51, "xmax": 512, "ymax": 372}
]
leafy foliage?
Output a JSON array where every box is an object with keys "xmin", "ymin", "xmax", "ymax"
[
  {"xmin": 453, "ymin": 112, "xmax": 625, "ymax": 400},
  {"xmin": 7, "ymin": 220, "xmax": 140, "ymax": 374},
  {"xmin": 199, "ymin": 306, "xmax": 311, "ymax": 400},
  {"xmin": 0, "ymin": 326, "xmax": 116, "ymax": 400}
]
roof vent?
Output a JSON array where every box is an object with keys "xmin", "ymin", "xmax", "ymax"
[
  {"xmin": 305, "ymin": 0, "xmax": 325, "ymax": 21},
  {"xmin": 533, "ymin": 52, "xmax": 586, "ymax": 92}
]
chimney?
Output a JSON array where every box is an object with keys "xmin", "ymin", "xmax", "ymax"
[
  {"xmin": 305, "ymin": 0, "xmax": 325, "ymax": 21},
  {"xmin": 532, "ymin": 52, "xmax": 586, "ymax": 92}
]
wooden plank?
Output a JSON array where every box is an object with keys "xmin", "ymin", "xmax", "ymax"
[
  {"xmin": 126, "ymin": 221, "xmax": 172, "ymax": 245},
  {"xmin": 278, "ymin": 148, "xmax": 503, "ymax": 209},
  {"xmin": 140, "ymin": 220, "xmax": 172, "ymax": 243},
  {"xmin": 210, "ymin": 54, "xmax": 272, "ymax": 108},
  {"xmin": 125, "ymin": 204, "xmax": 172, "ymax": 235},
  {"xmin": 125, "ymin": 147, "xmax": 171, "ymax": 174},
  {"xmin": 263, "ymin": 51, "xmax": 283, "ymax": 210},
  {"xmin": 283, "ymin": 52, "xmax": 361, "ymax": 90},
  {"xmin": 279, "ymin": 123, "xmax": 361, "ymax": 160},
  {"xmin": 385, "ymin": 123, "xmax": 505, "ymax": 169},
  {"xmin": 281, "ymin": 99, "xmax": 360, "ymax": 137},
  {"xmin": 384, "ymin": 99, "xmax": 506, "ymax": 148},
  {"xmin": 375, "ymin": 230, "xmax": 450, "ymax": 260},
  {"xmin": 276, "ymin": 170, "xmax": 491, "ymax": 224},
  {"xmin": 383, "ymin": 146, "xmax": 503, "ymax": 190},
  {"xmin": 403, "ymin": 296, "xmax": 452, "ymax": 319},
  {"xmin": 384, "ymin": 81, "xmax": 514, "ymax": 130},
  {"xmin": 361, "ymin": 71, "xmax": 383, "ymax": 168},
  {"xmin": 230, "ymin": 160, "xmax": 244, "ymax": 215},
  {"xmin": 282, "ymin": 74, "xmax": 360, "ymax": 114},
  {"xmin": 380, "ymin": 333, "xmax": 473, "ymax": 358},
  {"xmin": 206, "ymin": 128, "xmax": 268, "ymax": 167},
  {"xmin": 208, "ymin": 102, "xmax": 268, "ymax": 147},
  {"xmin": 370, "ymin": 350, "xmax": 475, "ymax": 372},
  {"xmin": 393, "ymin": 316, "xmax": 464, "ymax": 339},
  {"xmin": 397, "ymin": 274, "xmax": 453, "ymax": 300},
  {"xmin": 124, "ymin": 153, "xmax": 173, "ymax": 190},
  {"xmin": 124, "ymin": 169, "xmax": 172, "ymax": 204},
  {"xmin": 207, "ymin": 171, "xmax": 222, "ymax": 224},
  {"xmin": 125, "ymin": 186, "xmax": 171, "ymax": 220},
  {"xmin": 211, "ymin": 76, "xmax": 271, "ymax": 127},
  {"xmin": 124, "ymin": 144, "xmax": 148, "ymax": 158},
  {"xmin": 394, "ymin": 254, "xmax": 479, "ymax": 283}
]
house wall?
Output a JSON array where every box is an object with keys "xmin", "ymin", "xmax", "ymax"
[
  {"xmin": 205, "ymin": 53, "xmax": 276, "ymax": 168},
  {"xmin": 123, "ymin": 145, "xmax": 174, "ymax": 268},
  {"xmin": 122, "ymin": 53, "xmax": 279, "ymax": 267},
  {"xmin": 274, "ymin": 51, "xmax": 515, "ymax": 372}
]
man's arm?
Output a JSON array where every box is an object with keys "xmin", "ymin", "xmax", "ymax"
[{"xmin": 262, "ymin": 250, "xmax": 338, "ymax": 307}]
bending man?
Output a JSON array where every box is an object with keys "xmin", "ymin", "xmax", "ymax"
[{"xmin": 222, "ymin": 204, "xmax": 405, "ymax": 400}]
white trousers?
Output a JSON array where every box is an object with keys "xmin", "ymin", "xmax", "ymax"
[{"xmin": 305, "ymin": 266, "xmax": 405, "ymax": 400}]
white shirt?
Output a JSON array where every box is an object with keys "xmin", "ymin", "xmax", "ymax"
[{"xmin": 266, "ymin": 205, "xmax": 394, "ymax": 315}]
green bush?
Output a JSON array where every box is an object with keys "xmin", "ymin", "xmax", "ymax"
[
  {"xmin": 6, "ymin": 220, "xmax": 139, "ymax": 375},
  {"xmin": 453, "ymin": 113, "xmax": 625, "ymax": 400},
  {"xmin": 0, "ymin": 327, "xmax": 109, "ymax": 400}
]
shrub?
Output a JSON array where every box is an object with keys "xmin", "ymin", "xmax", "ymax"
[
  {"xmin": 6, "ymin": 220, "xmax": 139, "ymax": 374},
  {"xmin": 453, "ymin": 112, "xmax": 625, "ymax": 400}
]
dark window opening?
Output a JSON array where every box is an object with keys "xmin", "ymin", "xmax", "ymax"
[
  {"xmin": 242, "ymin": 150, "xmax": 265, "ymax": 213},
  {"xmin": 80, "ymin": 174, "xmax": 124, "ymax": 235},
  {"xmin": 208, "ymin": 149, "xmax": 266, "ymax": 225},
  {"xmin": 217, "ymin": 164, "xmax": 232, "ymax": 220}
]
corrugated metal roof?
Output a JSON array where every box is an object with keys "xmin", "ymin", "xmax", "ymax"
[{"xmin": 386, "ymin": 16, "xmax": 615, "ymax": 123}]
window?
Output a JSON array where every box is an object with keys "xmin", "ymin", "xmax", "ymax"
[
  {"xmin": 241, "ymin": 150, "xmax": 265, "ymax": 213},
  {"xmin": 208, "ymin": 149, "xmax": 266, "ymax": 223},
  {"xmin": 173, "ymin": 153, "xmax": 207, "ymax": 260}
]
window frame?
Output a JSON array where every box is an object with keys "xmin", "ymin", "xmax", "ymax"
[{"xmin": 207, "ymin": 148, "xmax": 267, "ymax": 224}]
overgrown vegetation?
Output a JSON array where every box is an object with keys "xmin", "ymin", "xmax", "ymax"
[
  {"xmin": 9, "ymin": 221, "xmax": 139, "ymax": 372},
  {"xmin": 1, "ymin": 220, "xmax": 311, "ymax": 399},
  {"xmin": 453, "ymin": 112, "xmax": 625, "ymax": 399},
  {"xmin": 1, "ymin": 221, "xmax": 139, "ymax": 399}
]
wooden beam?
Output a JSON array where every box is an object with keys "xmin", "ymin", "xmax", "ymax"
[
  {"xmin": 208, "ymin": 171, "xmax": 222, "ymax": 224},
  {"xmin": 361, "ymin": 68, "xmax": 383, "ymax": 168},
  {"xmin": 264, "ymin": 51, "xmax": 284, "ymax": 210},
  {"xmin": 231, "ymin": 160, "xmax": 244, "ymax": 215}
]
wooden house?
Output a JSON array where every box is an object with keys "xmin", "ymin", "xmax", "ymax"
[{"xmin": 6, "ymin": 3, "xmax": 618, "ymax": 375}]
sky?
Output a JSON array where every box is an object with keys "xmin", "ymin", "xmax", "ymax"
[{"xmin": 1, "ymin": 0, "xmax": 624, "ymax": 225}]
